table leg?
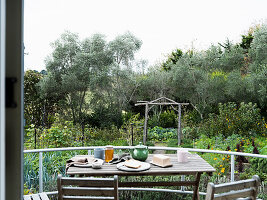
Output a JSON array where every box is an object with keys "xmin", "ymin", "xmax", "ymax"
[{"xmin": 193, "ymin": 172, "xmax": 201, "ymax": 200}]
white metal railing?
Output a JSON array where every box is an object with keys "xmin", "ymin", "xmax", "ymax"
[{"xmin": 24, "ymin": 146, "xmax": 267, "ymax": 194}]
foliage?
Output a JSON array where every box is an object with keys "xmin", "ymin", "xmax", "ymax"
[
  {"xmin": 248, "ymin": 64, "xmax": 267, "ymax": 108},
  {"xmin": 40, "ymin": 32, "xmax": 113, "ymax": 126},
  {"xmin": 198, "ymin": 102, "xmax": 267, "ymax": 137},
  {"xmin": 249, "ymin": 145, "xmax": 267, "ymax": 179},
  {"xmin": 195, "ymin": 134, "xmax": 267, "ymax": 179},
  {"xmin": 161, "ymin": 48, "xmax": 183, "ymax": 71},
  {"xmin": 24, "ymin": 23, "xmax": 267, "ymax": 131},
  {"xmin": 24, "ymin": 150, "xmax": 83, "ymax": 192},
  {"xmin": 24, "ymin": 70, "xmax": 44, "ymax": 127},
  {"xmin": 217, "ymin": 43, "xmax": 245, "ymax": 72},
  {"xmin": 109, "ymin": 31, "xmax": 142, "ymax": 67},
  {"xmin": 88, "ymin": 104, "xmax": 123, "ymax": 128},
  {"xmin": 24, "ymin": 70, "xmax": 58, "ymax": 128},
  {"xmin": 147, "ymin": 126, "xmax": 176, "ymax": 142},
  {"xmin": 135, "ymin": 68, "xmax": 173, "ymax": 102},
  {"xmin": 249, "ymin": 24, "xmax": 267, "ymax": 65},
  {"xmin": 120, "ymin": 113, "xmax": 144, "ymax": 145},
  {"xmin": 183, "ymin": 109, "xmax": 202, "ymax": 126},
  {"xmin": 24, "ymin": 153, "xmax": 39, "ymax": 193},
  {"xmin": 148, "ymin": 110, "xmax": 177, "ymax": 128},
  {"xmin": 240, "ymin": 33, "xmax": 254, "ymax": 50},
  {"xmin": 39, "ymin": 31, "xmax": 142, "ymax": 129},
  {"xmin": 24, "ymin": 114, "xmax": 124, "ymax": 149},
  {"xmin": 108, "ymin": 67, "xmax": 141, "ymax": 120},
  {"xmin": 158, "ymin": 109, "xmax": 177, "ymax": 128}
]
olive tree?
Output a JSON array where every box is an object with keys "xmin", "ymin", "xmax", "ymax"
[{"xmin": 40, "ymin": 31, "xmax": 113, "ymax": 125}]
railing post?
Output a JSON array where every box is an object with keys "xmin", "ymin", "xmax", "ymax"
[
  {"xmin": 39, "ymin": 152, "xmax": 43, "ymax": 192},
  {"xmin": 231, "ymin": 155, "xmax": 235, "ymax": 182},
  {"xmin": 88, "ymin": 150, "xmax": 91, "ymax": 155},
  {"xmin": 181, "ymin": 175, "xmax": 185, "ymax": 191}
]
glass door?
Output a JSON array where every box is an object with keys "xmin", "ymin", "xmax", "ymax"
[
  {"xmin": 4, "ymin": 0, "xmax": 24, "ymax": 199},
  {"xmin": 0, "ymin": 0, "xmax": 6, "ymax": 199}
]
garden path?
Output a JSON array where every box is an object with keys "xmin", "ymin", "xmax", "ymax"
[{"xmin": 153, "ymin": 142, "xmax": 166, "ymax": 154}]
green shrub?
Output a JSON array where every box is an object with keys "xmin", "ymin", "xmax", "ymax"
[
  {"xmin": 147, "ymin": 126, "xmax": 176, "ymax": 142},
  {"xmin": 24, "ymin": 116, "xmax": 124, "ymax": 149},
  {"xmin": 148, "ymin": 110, "xmax": 177, "ymax": 128},
  {"xmin": 249, "ymin": 145, "xmax": 267, "ymax": 181},
  {"xmin": 183, "ymin": 109, "xmax": 202, "ymax": 125},
  {"xmin": 199, "ymin": 102, "xmax": 267, "ymax": 137},
  {"xmin": 195, "ymin": 134, "xmax": 267, "ymax": 180},
  {"xmin": 120, "ymin": 113, "xmax": 144, "ymax": 145},
  {"xmin": 158, "ymin": 110, "xmax": 177, "ymax": 128},
  {"xmin": 167, "ymin": 139, "xmax": 178, "ymax": 147}
]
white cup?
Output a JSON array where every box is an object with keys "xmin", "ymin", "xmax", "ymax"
[{"xmin": 177, "ymin": 150, "xmax": 188, "ymax": 163}]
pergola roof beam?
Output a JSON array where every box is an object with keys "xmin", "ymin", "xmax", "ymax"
[{"xmin": 135, "ymin": 102, "xmax": 189, "ymax": 106}]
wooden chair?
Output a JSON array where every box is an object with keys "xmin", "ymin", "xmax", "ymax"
[
  {"xmin": 57, "ymin": 174, "xmax": 119, "ymax": 200},
  {"xmin": 24, "ymin": 193, "xmax": 49, "ymax": 200},
  {"xmin": 205, "ymin": 175, "xmax": 260, "ymax": 200}
]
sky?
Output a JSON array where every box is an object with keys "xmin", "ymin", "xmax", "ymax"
[{"xmin": 24, "ymin": 0, "xmax": 267, "ymax": 71}]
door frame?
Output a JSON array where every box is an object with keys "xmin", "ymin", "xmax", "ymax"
[
  {"xmin": 5, "ymin": 0, "xmax": 24, "ymax": 199},
  {"xmin": 0, "ymin": 0, "xmax": 6, "ymax": 199}
]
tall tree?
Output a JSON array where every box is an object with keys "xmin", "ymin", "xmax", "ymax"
[
  {"xmin": 249, "ymin": 24, "xmax": 267, "ymax": 65},
  {"xmin": 24, "ymin": 70, "xmax": 44, "ymax": 127},
  {"xmin": 107, "ymin": 32, "xmax": 143, "ymax": 113},
  {"xmin": 40, "ymin": 31, "xmax": 113, "ymax": 125},
  {"xmin": 109, "ymin": 31, "xmax": 142, "ymax": 67},
  {"xmin": 24, "ymin": 70, "xmax": 58, "ymax": 128}
]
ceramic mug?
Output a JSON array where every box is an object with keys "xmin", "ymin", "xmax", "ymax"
[
  {"xmin": 94, "ymin": 148, "xmax": 105, "ymax": 160},
  {"xmin": 177, "ymin": 150, "xmax": 188, "ymax": 163}
]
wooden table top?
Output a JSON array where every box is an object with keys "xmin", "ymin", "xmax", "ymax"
[{"xmin": 66, "ymin": 154, "xmax": 215, "ymax": 176}]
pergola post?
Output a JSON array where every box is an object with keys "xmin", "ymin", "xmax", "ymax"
[
  {"xmin": 177, "ymin": 104, "xmax": 182, "ymax": 146},
  {"xmin": 143, "ymin": 103, "xmax": 149, "ymax": 144}
]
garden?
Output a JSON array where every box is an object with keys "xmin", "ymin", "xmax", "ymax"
[{"xmin": 23, "ymin": 23, "xmax": 267, "ymax": 199}]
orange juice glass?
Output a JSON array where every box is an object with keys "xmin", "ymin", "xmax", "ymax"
[{"xmin": 105, "ymin": 146, "xmax": 114, "ymax": 162}]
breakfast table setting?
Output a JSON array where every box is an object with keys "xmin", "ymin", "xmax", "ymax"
[{"xmin": 65, "ymin": 143, "xmax": 215, "ymax": 200}]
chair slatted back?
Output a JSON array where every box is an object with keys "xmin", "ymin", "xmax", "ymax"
[
  {"xmin": 205, "ymin": 175, "xmax": 260, "ymax": 200},
  {"xmin": 24, "ymin": 193, "xmax": 49, "ymax": 200},
  {"xmin": 57, "ymin": 175, "xmax": 119, "ymax": 200}
]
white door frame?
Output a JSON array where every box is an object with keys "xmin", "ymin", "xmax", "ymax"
[
  {"xmin": 0, "ymin": 0, "xmax": 6, "ymax": 199},
  {"xmin": 5, "ymin": 0, "xmax": 24, "ymax": 199}
]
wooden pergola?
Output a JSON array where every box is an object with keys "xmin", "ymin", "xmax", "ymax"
[{"xmin": 135, "ymin": 97, "xmax": 189, "ymax": 145}]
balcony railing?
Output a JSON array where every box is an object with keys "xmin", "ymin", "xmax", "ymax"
[{"xmin": 24, "ymin": 146, "xmax": 267, "ymax": 197}]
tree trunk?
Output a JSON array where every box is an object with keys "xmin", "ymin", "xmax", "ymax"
[{"xmin": 143, "ymin": 103, "xmax": 149, "ymax": 145}]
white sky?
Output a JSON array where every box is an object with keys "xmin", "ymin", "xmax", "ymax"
[{"xmin": 24, "ymin": 0, "xmax": 267, "ymax": 71}]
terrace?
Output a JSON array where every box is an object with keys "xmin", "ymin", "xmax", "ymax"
[{"xmin": 24, "ymin": 145, "xmax": 267, "ymax": 199}]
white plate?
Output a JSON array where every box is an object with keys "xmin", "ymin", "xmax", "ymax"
[
  {"xmin": 117, "ymin": 162, "xmax": 150, "ymax": 172},
  {"xmin": 73, "ymin": 163, "xmax": 92, "ymax": 168}
]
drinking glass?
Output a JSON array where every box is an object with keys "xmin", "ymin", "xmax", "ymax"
[{"xmin": 105, "ymin": 146, "xmax": 114, "ymax": 162}]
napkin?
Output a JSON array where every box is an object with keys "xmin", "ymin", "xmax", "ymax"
[
  {"xmin": 66, "ymin": 155, "xmax": 96, "ymax": 172},
  {"xmin": 108, "ymin": 153, "xmax": 131, "ymax": 164}
]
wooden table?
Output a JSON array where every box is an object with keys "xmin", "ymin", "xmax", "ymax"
[{"xmin": 67, "ymin": 154, "xmax": 215, "ymax": 200}]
